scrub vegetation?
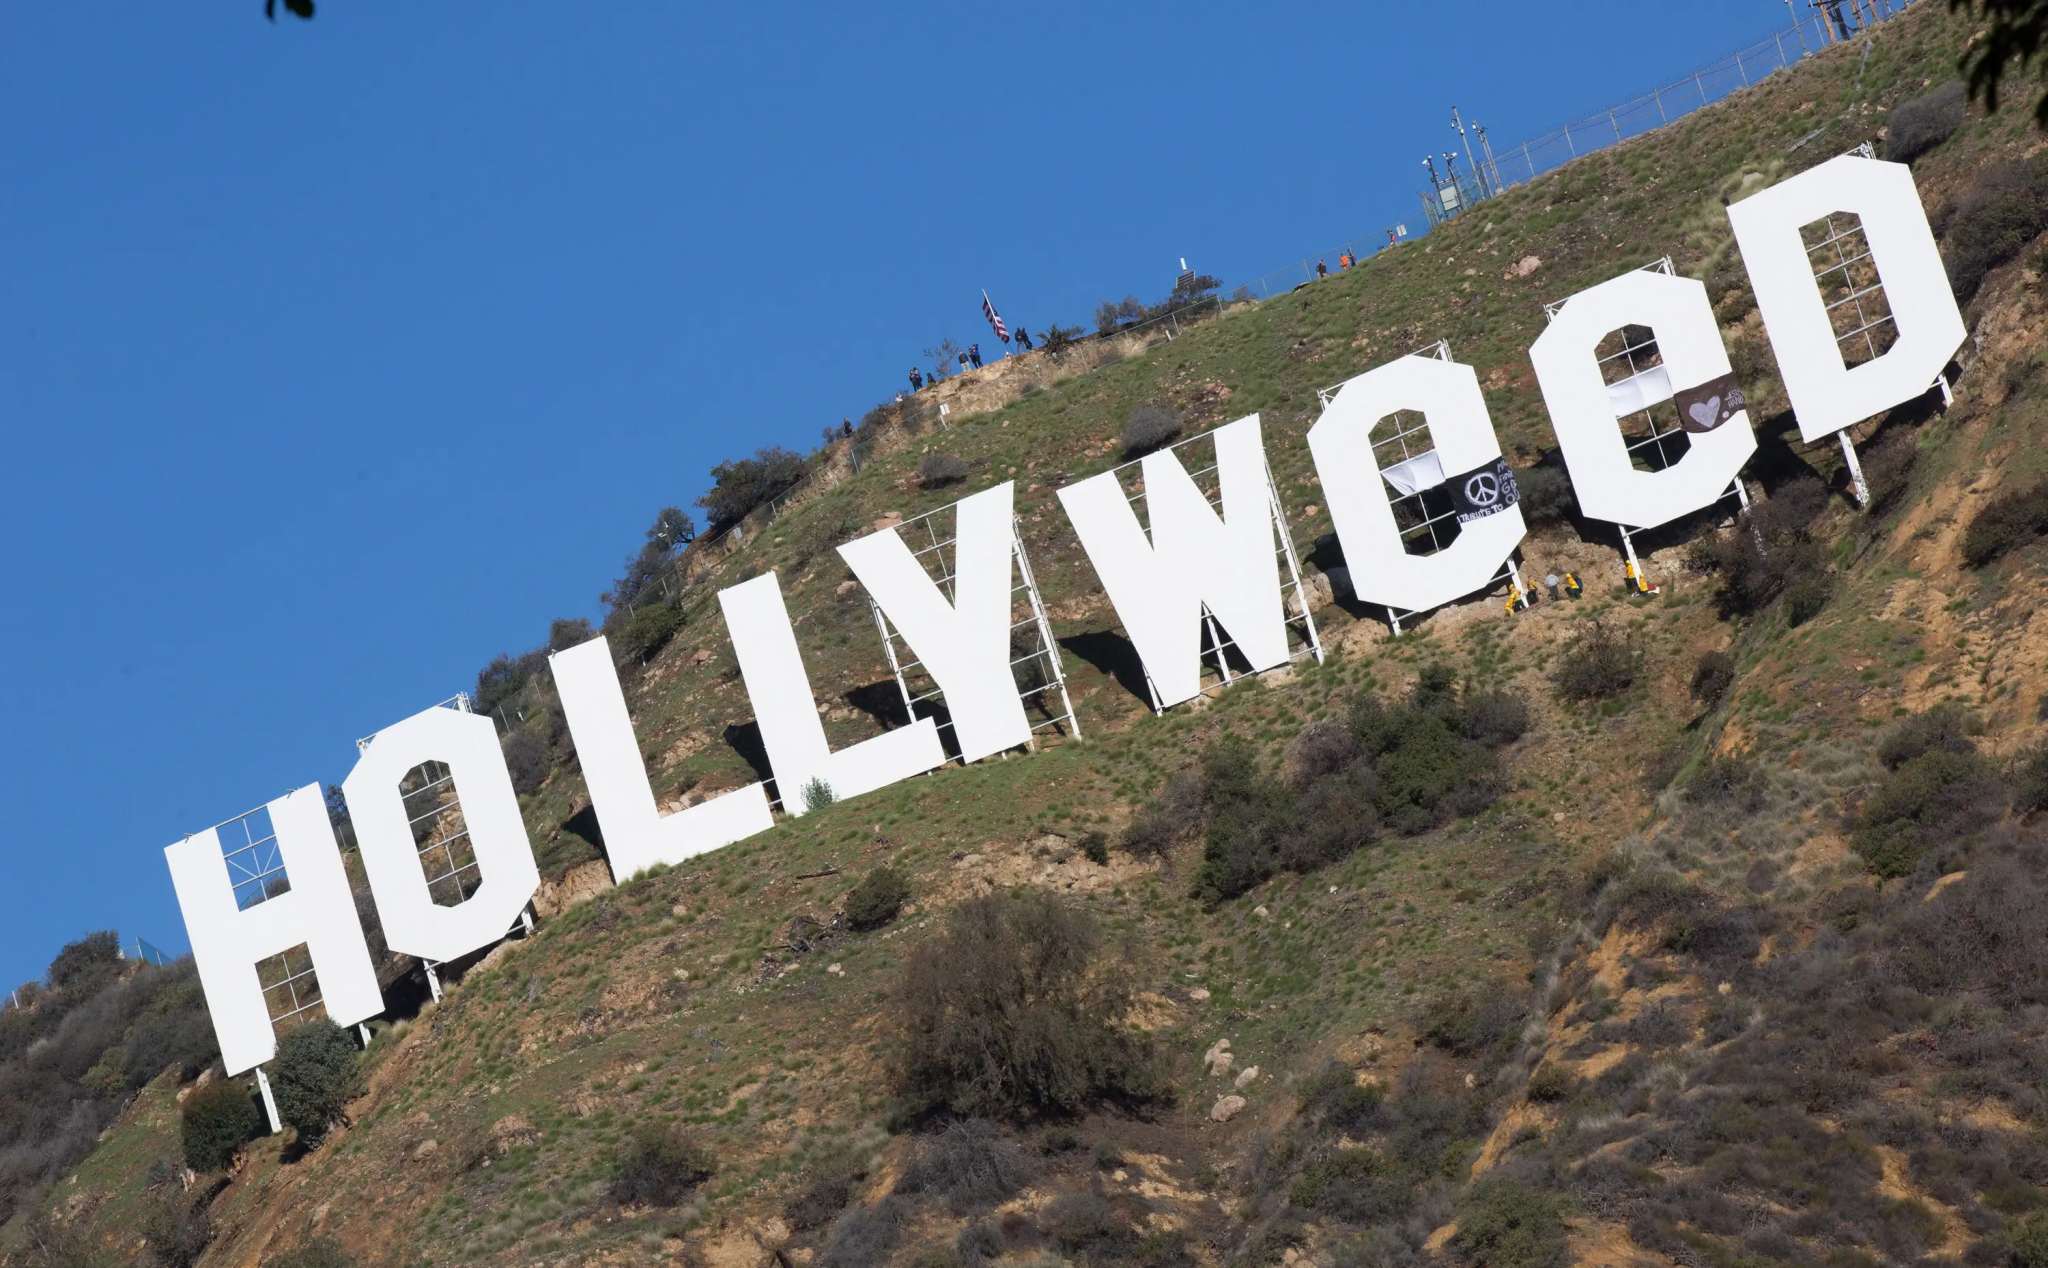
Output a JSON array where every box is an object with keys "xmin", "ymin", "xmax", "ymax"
[{"xmin": 17, "ymin": 5, "xmax": 2048, "ymax": 1263}]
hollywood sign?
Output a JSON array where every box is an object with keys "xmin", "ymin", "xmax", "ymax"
[{"xmin": 166, "ymin": 155, "xmax": 1963, "ymax": 1085}]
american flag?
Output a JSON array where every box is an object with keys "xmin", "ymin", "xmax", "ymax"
[{"xmin": 981, "ymin": 290, "xmax": 1009, "ymax": 343}]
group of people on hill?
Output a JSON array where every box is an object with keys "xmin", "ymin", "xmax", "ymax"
[
  {"xmin": 1313, "ymin": 251, "xmax": 1357, "ymax": 279},
  {"xmin": 907, "ymin": 328, "xmax": 1036, "ymax": 392}
]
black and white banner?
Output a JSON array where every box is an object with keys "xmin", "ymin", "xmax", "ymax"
[
  {"xmin": 1673, "ymin": 372, "xmax": 1746, "ymax": 434},
  {"xmin": 1448, "ymin": 458, "xmax": 1520, "ymax": 524}
]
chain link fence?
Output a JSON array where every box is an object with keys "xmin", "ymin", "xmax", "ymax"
[
  {"xmin": 1231, "ymin": 3, "xmax": 1919, "ymax": 299},
  {"xmin": 537, "ymin": 0, "xmax": 1922, "ymax": 696}
]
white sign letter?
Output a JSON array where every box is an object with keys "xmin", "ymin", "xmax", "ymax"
[
  {"xmin": 1728, "ymin": 154, "xmax": 1963, "ymax": 443},
  {"xmin": 836, "ymin": 483, "xmax": 1030, "ymax": 764},
  {"xmin": 718, "ymin": 571, "xmax": 945, "ymax": 813},
  {"xmin": 550, "ymin": 635, "xmax": 774, "ymax": 881},
  {"xmin": 1056, "ymin": 415, "xmax": 1290, "ymax": 708},
  {"xmin": 1307, "ymin": 354, "xmax": 1526, "ymax": 615},
  {"xmin": 1530, "ymin": 267, "xmax": 1756, "ymax": 529},
  {"xmin": 164, "ymin": 785, "xmax": 382, "ymax": 1075},
  {"xmin": 343, "ymin": 707, "xmax": 540, "ymax": 965}
]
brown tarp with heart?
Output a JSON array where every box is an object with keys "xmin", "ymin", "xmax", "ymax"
[{"xmin": 1674, "ymin": 372, "xmax": 1746, "ymax": 434}]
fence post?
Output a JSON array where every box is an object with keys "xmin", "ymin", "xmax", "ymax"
[
  {"xmin": 1608, "ymin": 109, "xmax": 1621, "ymax": 141},
  {"xmin": 1520, "ymin": 142, "xmax": 1534, "ymax": 181},
  {"xmin": 1774, "ymin": 31, "xmax": 1787, "ymax": 68},
  {"xmin": 1694, "ymin": 71, "xmax": 1708, "ymax": 104},
  {"xmin": 1653, "ymin": 87, "xmax": 1666, "ymax": 122},
  {"xmin": 1737, "ymin": 51, "xmax": 1749, "ymax": 86},
  {"xmin": 1564, "ymin": 126, "xmax": 1576, "ymax": 156}
]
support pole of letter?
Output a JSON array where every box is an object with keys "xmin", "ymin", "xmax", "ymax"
[
  {"xmin": 1839, "ymin": 432, "xmax": 1870, "ymax": 508},
  {"xmin": 1620, "ymin": 526, "xmax": 1649, "ymax": 593},
  {"xmin": 255, "ymin": 1067, "xmax": 282, "ymax": 1135}
]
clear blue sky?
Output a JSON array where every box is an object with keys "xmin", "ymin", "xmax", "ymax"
[{"xmin": 0, "ymin": 1, "xmax": 1795, "ymax": 989}]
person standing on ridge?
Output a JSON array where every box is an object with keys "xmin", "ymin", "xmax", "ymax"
[
  {"xmin": 909, "ymin": 367, "xmax": 923, "ymax": 391},
  {"xmin": 968, "ymin": 343, "xmax": 983, "ymax": 369},
  {"xmin": 1316, "ymin": 258, "xmax": 1329, "ymax": 279},
  {"xmin": 1822, "ymin": 0, "xmax": 1853, "ymax": 41},
  {"xmin": 1015, "ymin": 327, "xmax": 1033, "ymax": 351},
  {"xmin": 959, "ymin": 351, "xmax": 970, "ymax": 375}
]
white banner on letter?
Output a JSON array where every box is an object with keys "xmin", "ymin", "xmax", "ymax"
[
  {"xmin": 1308, "ymin": 354, "xmax": 1526, "ymax": 615},
  {"xmin": 1530, "ymin": 267, "xmax": 1756, "ymax": 530},
  {"xmin": 1728, "ymin": 154, "xmax": 1964, "ymax": 444},
  {"xmin": 1056, "ymin": 414, "xmax": 1290, "ymax": 708},
  {"xmin": 837, "ymin": 483, "xmax": 1030, "ymax": 764},
  {"xmin": 343, "ymin": 706, "xmax": 541, "ymax": 965},
  {"xmin": 719, "ymin": 572, "xmax": 945, "ymax": 813},
  {"xmin": 164, "ymin": 785, "xmax": 383, "ymax": 1076},
  {"xmin": 551, "ymin": 636, "xmax": 775, "ymax": 883}
]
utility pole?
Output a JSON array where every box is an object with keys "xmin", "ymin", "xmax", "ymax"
[
  {"xmin": 1472, "ymin": 120, "xmax": 1505, "ymax": 195},
  {"xmin": 1451, "ymin": 107, "xmax": 1486, "ymax": 199}
]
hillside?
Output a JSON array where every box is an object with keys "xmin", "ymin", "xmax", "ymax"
[{"xmin": 16, "ymin": 3, "xmax": 2048, "ymax": 1264}]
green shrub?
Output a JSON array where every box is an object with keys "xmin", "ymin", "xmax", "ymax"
[
  {"xmin": 1423, "ymin": 981, "xmax": 1526, "ymax": 1061},
  {"xmin": 801, "ymin": 777, "xmax": 838, "ymax": 813},
  {"xmin": 2010, "ymin": 1209, "xmax": 2048, "ymax": 1267},
  {"xmin": 917, "ymin": 453, "xmax": 970, "ymax": 488},
  {"xmin": 1120, "ymin": 771, "xmax": 1204, "ymax": 862},
  {"xmin": 1853, "ymin": 748, "xmax": 2004, "ymax": 878},
  {"xmin": 1079, "ymin": 831, "xmax": 1108, "ymax": 865},
  {"xmin": 845, "ymin": 866, "xmax": 910, "ymax": 931},
  {"xmin": 1961, "ymin": 478, "xmax": 2048, "ymax": 566},
  {"xmin": 501, "ymin": 728, "xmax": 549, "ymax": 797},
  {"xmin": 892, "ymin": 889, "xmax": 1158, "ymax": 1121},
  {"xmin": 784, "ymin": 1155, "xmax": 865, "ymax": 1232},
  {"xmin": 601, "ymin": 508, "xmax": 695, "ymax": 611},
  {"xmin": 473, "ymin": 649, "xmax": 545, "ymax": 719},
  {"xmin": 607, "ymin": 600, "xmax": 685, "ymax": 665},
  {"xmin": 1288, "ymin": 1147, "xmax": 1409, "ymax": 1223},
  {"xmin": 609, "ymin": 1123, "xmax": 713, "ymax": 1207},
  {"xmin": 1689, "ymin": 650, "xmax": 1736, "ymax": 706},
  {"xmin": 1782, "ymin": 574, "xmax": 1832, "ymax": 627},
  {"xmin": 893, "ymin": 1118, "xmax": 1036, "ymax": 1212},
  {"xmin": 1942, "ymin": 155, "xmax": 2048, "ymax": 304},
  {"xmin": 1690, "ymin": 480, "xmax": 1828, "ymax": 617},
  {"xmin": 1554, "ymin": 623, "xmax": 1639, "ymax": 701},
  {"xmin": 48, "ymin": 932, "xmax": 122, "ymax": 995},
  {"xmin": 1886, "ymin": 79, "xmax": 1967, "ymax": 163},
  {"xmin": 698, "ymin": 446, "xmax": 808, "ymax": 532},
  {"xmin": 1517, "ymin": 464, "xmax": 1578, "ymax": 525},
  {"xmin": 180, "ymin": 1078, "xmax": 261, "ymax": 1173},
  {"xmin": 1684, "ymin": 755, "xmax": 1768, "ymax": 812},
  {"xmin": 1459, "ymin": 688, "xmax": 1531, "ymax": 747},
  {"xmin": 141, "ymin": 1194, "xmax": 211, "ymax": 1268},
  {"xmin": 269, "ymin": 1024, "xmax": 360, "ymax": 1148},
  {"xmin": 818, "ymin": 1197, "xmax": 907, "ymax": 1268},
  {"xmin": 1296, "ymin": 1061, "xmax": 1385, "ymax": 1136},
  {"xmin": 1120, "ymin": 404, "xmax": 1182, "ymax": 457},
  {"xmin": 1039, "ymin": 323, "xmax": 1082, "ymax": 359},
  {"xmin": 1192, "ymin": 736, "xmax": 1295, "ymax": 903},
  {"xmin": 1452, "ymin": 1179, "xmax": 1569, "ymax": 1268},
  {"xmin": 1526, "ymin": 1063, "xmax": 1575, "ymax": 1103},
  {"xmin": 1177, "ymin": 679, "xmax": 1520, "ymax": 904},
  {"xmin": 1875, "ymin": 703, "xmax": 1978, "ymax": 769},
  {"xmin": 1282, "ymin": 719, "xmax": 1360, "ymax": 788}
]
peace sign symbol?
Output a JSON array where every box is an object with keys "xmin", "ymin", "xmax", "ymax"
[{"xmin": 1465, "ymin": 472, "xmax": 1500, "ymax": 507}]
